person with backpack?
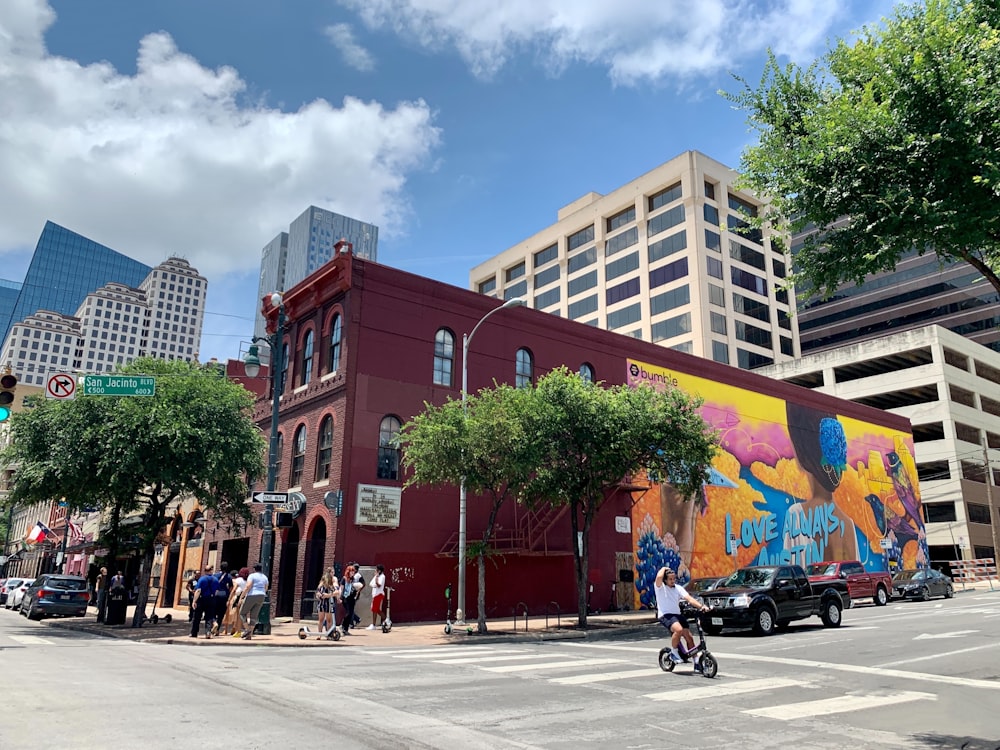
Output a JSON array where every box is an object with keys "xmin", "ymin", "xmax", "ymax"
[
  {"xmin": 340, "ymin": 564, "xmax": 361, "ymax": 635},
  {"xmin": 211, "ymin": 562, "xmax": 233, "ymax": 636},
  {"xmin": 350, "ymin": 563, "xmax": 365, "ymax": 628}
]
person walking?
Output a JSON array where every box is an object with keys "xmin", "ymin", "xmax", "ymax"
[
  {"xmin": 211, "ymin": 562, "xmax": 233, "ymax": 636},
  {"xmin": 340, "ymin": 564, "xmax": 360, "ymax": 635},
  {"xmin": 223, "ymin": 567, "xmax": 247, "ymax": 637},
  {"xmin": 367, "ymin": 564, "xmax": 386, "ymax": 630},
  {"xmin": 350, "ymin": 562, "xmax": 365, "ymax": 628},
  {"xmin": 314, "ymin": 570, "xmax": 339, "ymax": 638},
  {"xmin": 185, "ymin": 575, "xmax": 198, "ymax": 621},
  {"xmin": 190, "ymin": 565, "xmax": 219, "ymax": 639},
  {"xmin": 240, "ymin": 563, "xmax": 268, "ymax": 640},
  {"xmin": 94, "ymin": 567, "xmax": 108, "ymax": 623}
]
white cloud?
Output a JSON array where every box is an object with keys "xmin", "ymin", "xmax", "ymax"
[
  {"xmin": 339, "ymin": 0, "xmax": 849, "ymax": 84},
  {"xmin": 0, "ymin": 0, "xmax": 440, "ymax": 279},
  {"xmin": 324, "ymin": 22, "xmax": 376, "ymax": 72}
]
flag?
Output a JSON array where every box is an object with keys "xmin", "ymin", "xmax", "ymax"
[
  {"xmin": 68, "ymin": 520, "xmax": 85, "ymax": 542},
  {"xmin": 26, "ymin": 521, "xmax": 52, "ymax": 545}
]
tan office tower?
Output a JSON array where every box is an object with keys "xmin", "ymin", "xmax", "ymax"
[{"xmin": 470, "ymin": 150, "xmax": 798, "ymax": 369}]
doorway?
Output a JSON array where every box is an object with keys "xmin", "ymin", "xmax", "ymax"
[
  {"xmin": 277, "ymin": 523, "xmax": 300, "ymax": 618},
  {"xmin": 301, "ymin": 518, "xmax": 327, "ymax": 619}
]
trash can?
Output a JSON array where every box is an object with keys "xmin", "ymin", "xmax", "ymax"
[{"xmin": 106, "ymin": 588, "xmax": 127, "ymax": 626}]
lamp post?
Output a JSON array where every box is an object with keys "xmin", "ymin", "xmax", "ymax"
[
  {"xmin": 456, "ymin": 296, "xmax": 525, "ymax": 625},
  {"xmin": 243, "ymin": 291, "xmax": 285, "ymax": 635}
]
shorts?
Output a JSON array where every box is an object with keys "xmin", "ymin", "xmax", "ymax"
[
  {"xmin": 371, "ymin": 593, "xmax": 385, "ymax": 614},
  {"xmin": 659, "ymin": 613, "xmax": 690, "ymax": 630}
]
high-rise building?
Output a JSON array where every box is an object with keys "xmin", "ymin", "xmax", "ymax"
[
  {"xmin": 0, "ymin": 279, "xmax": 23, "ymax": 341},
  {"xmin": 253, "ymin": 207, "xmax": 378, "ymax": 340},
  {"xmin": 469, "ymin": 150, "xmax": 798, "ymax": 370},
  {"xmin": 2, "ymin": 221, "xmax": 151, "ymax": 343},
  {"xmin": 1, "ymin": 258, "xmax": 206, "ymax": 386}
]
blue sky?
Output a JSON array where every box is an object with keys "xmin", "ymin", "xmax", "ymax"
[{"xmin": 0, "ymin": 0, "xmax": 897, "ymax": 363}]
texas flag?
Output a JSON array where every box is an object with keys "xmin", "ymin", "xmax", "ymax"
[{"xmin": 25, "ymin": 521, "xmax": 52, "ymax": 545}]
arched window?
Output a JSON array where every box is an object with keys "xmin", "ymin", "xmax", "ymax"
[
  {"xmin": 315, "ymin": 415, "xmax": 334, "ymax": 481},
  {"xmin": 301, "ymin": 330, "xmax": 314, "ymax": 386},
  {"xmin": 272, "ymin": 432, "xmax": 284, "ymax": 485},
  {"xmin": 433, "ymin": 328, "xmax": 455, "ymax": 386},
  {"xmin": 290, "ymin": 425, "xmax": 307, "ymax": 487},
  {"xmin": 329, "ymin": 314, "xmax": 342, "ymax": 373},
  {"xmin": 377, "ymin": 416, "xmax": 402, "ymax": 480},
  {"xmin": 279, "ymin": 342, "xmax": 289, "ymax": 395},
  {"xmin": 515, "ymin": 348, "xmax": 534, "ymax": 388},
  {"xmin": 579, "ymin": 362, "xmax": 595, "ymax": 383}
]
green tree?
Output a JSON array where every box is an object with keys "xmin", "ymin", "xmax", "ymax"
[
  {"xmin": 400, "ymin": 382, "xmax": 539, "ymax": 633},
  {"xmin": 521, "ymin": 367, "xmax": 717, "ymax": 627},
  {"xmin": 3, "ymin": 358, "xmax": 265, "ymax": 626},
  {"xmin": 727, "ymin": 0, "xmax": 1000, "ymax": 300}
]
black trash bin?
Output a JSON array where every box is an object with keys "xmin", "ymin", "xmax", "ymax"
[{"xmin": 106, "ymin": 588, "xmax": 127, "ymax": 626}]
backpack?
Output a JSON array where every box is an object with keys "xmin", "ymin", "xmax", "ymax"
[{"xmin": 214, "ymin": 571, "xmax": 232, "ymax": 598}]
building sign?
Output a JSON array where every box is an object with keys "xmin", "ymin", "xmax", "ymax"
[{"xmin": 355, "ymin": 484, "xmax": 402, "ymax": 527}]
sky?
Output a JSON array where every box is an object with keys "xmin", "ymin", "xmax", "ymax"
[{"xmin": 0, "ymin": 0, "xmax": 898, "ymax": 364}]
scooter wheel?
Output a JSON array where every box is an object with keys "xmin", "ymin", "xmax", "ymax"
[
  {"xmin": 382, "ymin": 622, "xmax": 391, "ymax": 633},
  {"xmin": 444, "ymin": 623, "xmax": 452, "ymax": 634},
  {"xmin": 150, "ymin": 614, "xmax": 159, "ymax": 624},
  {"xmin": 331, "ymin": 630, "xmax": 341, "ymax": 641},
  {"xmin": 699, "ymin": 652, "xmax": 718, "ymax": 679},
  {"xmin": 163, "ymin": 614, "xmax": 172, "ymax": 624},
  {"xmin": 658, "ymin": 647, "xmax": 676, "ymax": 672},
  {"xmin": 297, "ymin": 628, "xmax": 307, "ymax": 640}
]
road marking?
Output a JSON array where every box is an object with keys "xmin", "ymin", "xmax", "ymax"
[
  {"xmin": 744, "ymin": 690, "xmax": 935, "ymax": 720},
  {"xmin": 552, "ymin": 667, "xmax": 665, "ymax": 685},
  {"xmin": 876, "ymin": 642, "xmax": 1000, "ymax": 667},
  {"xmin": 644, "ymin": 677, "xmax": 804, "ymax": 702},
  {"xmin": 434, "ymin": 653, "xmax": 568, "ymax": 665},
  {"xmin": 375, "ymin": 646, "xmax": 497, "ymax": 656},
  {"xmin": 913, "ymin": 629, "xmax": 979, "ymax": 640},
  {"xmin": 8, "ymin": 635, "xmax": 53, "ymax": 645},
  {"xmin": 393, "ymin": 648, "xmax": 523, "ymax": 659},
  {"xmin": 484, "ymin": 658, "xmax": 624, "ymax": 673}
]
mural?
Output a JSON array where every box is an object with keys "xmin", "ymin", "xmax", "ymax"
[{"xmin": 626, "ymin": 359, "xmax": 929, "ymax": 609}]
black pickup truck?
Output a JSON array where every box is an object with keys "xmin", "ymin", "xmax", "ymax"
[{"xmin": 696, "ymin": 564, "xmax": 850, "ymax": 636}]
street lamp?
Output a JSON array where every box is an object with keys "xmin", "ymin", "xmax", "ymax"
[
  {"xmin": 457, "ymin": 296, "xmax": 525, "ymax": 625},
  {"xmin": 243, "ymin": 291, "xmax": 285, "ymax": 635}
]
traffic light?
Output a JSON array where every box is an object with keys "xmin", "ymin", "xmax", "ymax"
[{"xmin": 0, "ymin": 372, "xmax": 17, "ymax": 423}]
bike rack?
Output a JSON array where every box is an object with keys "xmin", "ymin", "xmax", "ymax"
[
  {"xmin": 513, "ymin": 602, "xmax": 528, "ymax": 632},
  {"xmin": 545, "ymin": 601, "xmax": 560, "ymax": 630}
]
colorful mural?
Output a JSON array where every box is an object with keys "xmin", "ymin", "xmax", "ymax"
[{"xmin": 626, "ymin": 359, "xmax": 929, "ymax": 609}]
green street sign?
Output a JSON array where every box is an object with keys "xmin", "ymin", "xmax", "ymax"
[{"xmin": 80, "ymin": 374, "xmax": 156, "ymax": 397}]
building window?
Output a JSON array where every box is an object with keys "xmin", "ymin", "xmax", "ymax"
[
  {"xmin": 568, "ymin": 294, "xmax": 598, "ymax": 320},
  {"xmin": 478, "ymin": 278, "xmax": 497, "ymax": 295},
  {"xmin": 606, "ymin": 206, "xmax": 636, "ymax": 233},
  {"xmin": 737, "ymin": 348, "xmax": 773, "ymax": 369},
  {"xmin": 605, "ymin": 226, "xmax": 638, "ymax": 257},
  {"xmin": 648, "ymin": 182, "xmax": 682, "ymax": 212},
  {"xmin": 650, "ymin": 285, "xmax": 690, "ymax": 316},
  {"xmin": 504, "ymin": 280, "xmax": 527, "ymax": 300},
  {"xmin": 704, "ymin": 204, "xmax": 719, "ymax": 225},
  {"xmin": 433, "ymin": 328, "xmax": 455, "ymax": 386},
  {"xmin": 705, "ymin": 230, "xmax": 721, "ymax": 252},
  {"xmin": 606, "ymin": 251, "xmax": 640, "ymax": 281},
  {"xmin": 329, "ymin": 314, "xmax": 342, "ymax": 373},
  {"xmin": 710, "ymin": 312, "xmax": 727, "ymax": 335},
  {"xmin": 300, "ymin": 330, "xmax": 314, "ymax": 386},
  {"xmin": 731, "ymin": 267, "xmax": 767, "ymax": 296},
  {"xmin": 706, "ymin": 256, "xmax": 723, "ymax": 280},
  {"xmin": 705, "ymin": 181, "xmax": 716, "ymax": 200},
  {"xmin": 315, "ymin": 416, "xmax": 333, "ymax": 481},
  {"xmin": 708, "ymin": 283, "xmax": 725, "ymax": 307},
  {"xmin": 533, "ymin": 244, "xmax": 558, "ymax": 267},
  {"xmin": 567, "ymin": 247, "xmax": 597, "ymax": 274},
  {"xmin": 567, "ymin": 225, "xmax": 595, "ymax": 252},
  {"xmin": 534, "ymin": 287, "xmax": 560, "ymax": 309},
  {"xmin": 534, "ymin": 264, "xmax": 560, "ymax": 288},
  {"xmin": 733, "ymin": 293, "xmax": 770, "ymax": 322},
  {"xmin": 735, "ymin": 320, "xmax": 772, "ymax": 349},
  {"xmin": 780, "ymin": 336, "xmax": 794, "ymax": 356},
  {"xmin": 279, "ymin": 342, "xmax": 289, "ymax": 395},
  {"xmin": 648, "ymin": 205, "xmax": 685, "ymax": 238},
  {"xmin": 505, "ymin": 262, "xmax": 526, "ymax": 283},
  {"xmin": 650, "ymin": 257, "xmax": 689, "ymax": 289},
  {"xmin": 515, "ymin": 348, "xmax": 533, "ymax": 387},
  {"xmin": 290, "ymin": 425, "xmax": 307, "ymax": 487},
  {"xmin": 579, "ymin": 363, "xmax": 595, "ymax": 383},
  {"xmin": 568, "ymin": 270, "xmax": 598, "ymax": 297},
  {"xmin": 651, "ymin": 313, "xmax": 691, "ymax": 342},
  {"xmin": 648, "ymin": 230, "xmax": 687, "ymax": 263},
  {"xmin": 377, "ymin": 416, "xmax": 402, "ymax": 480},
  {"xmin": 730, "ymin": 240, "xmax": 766, "ymax": 270},
  {"xmin": 712, "ymin": 340, "xmax": 729, "ymax": 363},
  {"xmin": 608, "ymin": 303, "xmax": 641, "ymax": 330},
  {"xmin": 606, "ymin": 277, "xmax": 640, "ymax": 306}
]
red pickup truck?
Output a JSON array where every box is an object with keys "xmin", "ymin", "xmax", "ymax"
[{"xmin": 806, "ymin": 561, "xmax": 892, "ymax": 606}]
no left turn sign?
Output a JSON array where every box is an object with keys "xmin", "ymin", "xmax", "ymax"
[{"xmin": 46, "ymin": 373, "xmax": 77, "ymax": 400}]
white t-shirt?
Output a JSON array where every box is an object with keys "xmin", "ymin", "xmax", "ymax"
[
  {"xmin": 232, "ymin": 576, "xmax": 246, "ymax": 596},
  {"xmin": 371, "ymin": 573, "xmax": 385, "ymax": 597},
  {"xmin": 654, "ymin": 581, "xmax": 689, "ymax": 618},
  {"xmin": 245, "ymin": 572, "xmax": 268, "ymax": 596}
]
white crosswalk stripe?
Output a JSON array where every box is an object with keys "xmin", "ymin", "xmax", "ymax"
[
  {"xmin": 644, "ymin": 677, "xmax": 805, "ymax": 702},
  {"xmin": 551, "ymin": 667, "xmax": 665, "ymax": 684},
  {"xmin": 744, "ymin": 690, "xmax": 936, "ymax": 720},
  {"xmin": 484, "ymin": 658, "xmax": 625, "ymax": 673},
  {"xmin": 7, "ymin": 635, "xmax": 53, "ymax": 645},
  {"xmin": 434, "ymin": 653, "xmax": 574, "ymax": 665},
  {"xmin": 394, "ymin": 648, "xmax": 523, "ymax": 660}
]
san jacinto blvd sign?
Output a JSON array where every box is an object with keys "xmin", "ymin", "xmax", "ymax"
[{"xmin": 80, "ymin": 374, "xmax": 156, "ymax": 397}]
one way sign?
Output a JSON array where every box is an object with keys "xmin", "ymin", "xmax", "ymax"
[{"xmin": 252, "ymin": 492, "xmax": 288, "ymax": 504}]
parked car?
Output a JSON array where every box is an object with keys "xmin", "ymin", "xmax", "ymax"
[
  {"xmin": 19, "ymin": 574, "xmax": 90, "ymax": 620},
  {"xmin": 698, "ymin": 564, "xmax": 850, "ymax": 636},
  {"xmin": 6, "ymin": 579, "xmax": 34, "ymax": 610},
  {"xmin": 891, "ymin": 569, "xmax": 954, "ymax": 601},
  {"xmin": 0, "ymin": 578, "xmax": 24, "ymax": 606},
  {"xmin": 685, "ymin": 576, "xmax": 728, "ymax": 596},
  {"xmin": 806, "ymin": 560, "xmax": 893, "ymax": 606}
]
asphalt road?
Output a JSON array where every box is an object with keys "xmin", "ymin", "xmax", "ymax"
[{"xmin": 1, "ymin": 590, "xmax": 999, "ymax": 749}]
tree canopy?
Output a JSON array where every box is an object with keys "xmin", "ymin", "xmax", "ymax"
[
  {"xmin": 3, "ymin": 358, "xmax": 266, "ymax": 625},
  {"xmin": 727, "ymin": 0, "xmax": 1000, "ymax": 299}
]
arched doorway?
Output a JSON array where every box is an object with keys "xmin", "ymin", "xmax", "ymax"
[
  {"xmin": 302, "ymin": 518, "xmax": 327, "ymax": 619},
  {"xmin": 276, "ymin": 523, "xmax": 300, "ymax": 618}
]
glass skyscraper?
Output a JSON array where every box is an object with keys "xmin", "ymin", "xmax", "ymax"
[
  {"xmin": 0, "ymin": 278, "xmax": 23, "ymax": 343},
  {"xmin": 3, "ymin": 221, "xmax": 151, "ymax": 343}
]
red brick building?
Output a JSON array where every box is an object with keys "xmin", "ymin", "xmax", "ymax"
[{"xmin": 206, "ymin": 250, "xmax": 912, "ymax": 624}]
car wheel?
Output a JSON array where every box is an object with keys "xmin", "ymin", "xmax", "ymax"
[
  {"xmin": 752, "ymin": 605, "xmax": 776, "ymax": 636},
  {"xmin": 920, "ymin": 587, "xmax": 931, "ymax": 602},
  {"xmin": 821, "ymin": 600, "xmax": 843, "ymax": 628},
  {"xmin": 874, "ymin": 586, "xmax": 889, "ymax": 606},
  {"xmin": 944, "ymin": 584, "xmax": 954, "ymax": 599},
  {"xmin": 26, "ymin": 600, "xmax": 42, "ymax": 621}
]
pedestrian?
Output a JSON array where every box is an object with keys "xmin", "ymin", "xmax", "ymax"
[
  {"xmin": 189, "ymin": 565, "xmax": 219, "ymax": 639},
  {"xmin": 224, "ymin": 567, "xmax": 247, "ymax": 637},
  {"xmin": 212, "ymin": 562, "xmax": 233, "ymax": 636},
  {"xmin": 95, "ymin": 567, "xmax": 108, "ymax": 623},
  {"xmin": 367, "ymin": 564, "xmax": 386, "ymax": 630},
  {"xmin": 340, "ymin": 564, "xmax": 360, "ymax": 635},
  {"xmin": 185, "ymin": 574, "xmax": 198, "ymax": 621},
  {"xmin": 314, "ymin": 570, "xmax": 339, "ymax": 638},
  {"xmin": 350, "ymin": 562, "xmax": 365, "ymax": 628},
  {"xmin": 240, "ymin": 563, "xmax": 268, "ymax": 640},
  {"xmin": 110, "ymin": 570, "xmax": 126, "ymax": 591}
]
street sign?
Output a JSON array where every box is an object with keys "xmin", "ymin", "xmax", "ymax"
[
  {"xmin": 46, "ymin": 373, "xmax": 77, "ymax": 400},
  {"xmin": 80, "ymin": 374, "xmax": 156, "ymax": 397},
  {"xmin": 252, "ymin": 491, "xmax": 288, "ymax": 504}
]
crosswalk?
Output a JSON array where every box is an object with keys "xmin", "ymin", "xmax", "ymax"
[{"xmin": 369, "ymin": 644, "xmax": 937, "ymax": 723}]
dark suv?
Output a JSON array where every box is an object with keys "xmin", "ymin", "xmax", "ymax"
[{"xmin": 20, "ymin": 574, "xmax": 90, "ymax": 620}]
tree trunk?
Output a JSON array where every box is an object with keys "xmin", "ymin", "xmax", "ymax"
[
  {"xmin": 476, "ymin": 551, "xmax": 487, "ymax": 634},
  {"xmin": 570, "ymin": 502, "xmax": 587, "ymax": 627},
  {"xmin": 99, "ymin": 500, "xmax": 123, "ymax": 624},
  {"xmin": 130, "ymin": 502, "xmax": 165, "ymax": 628}
]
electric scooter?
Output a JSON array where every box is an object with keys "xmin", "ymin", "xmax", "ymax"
[
  {"xmin": 381, "ymin": 586, "xmax": 393, "ymax": 633},
  {"xmin": 657, "ymin": 607, "xmax": 718, "ymax": 678},
  {"xmin": 444, "ymin": 584, "xmax": 454, "ymax": 635},
  {"xmin": 297, "ymin": 594, "xmax": 342, "ymax": 640}
]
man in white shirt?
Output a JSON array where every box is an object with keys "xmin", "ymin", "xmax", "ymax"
[
  {"xmin": 239, "ymin": 563, "xmax": 269, "ymax": 640},
  {"xmin": 367, "ymin": 564, "xmax": 387, "ymax": 630},
  {"xmin": 655, "ymin": 567, "xmax": 709, "ymax": 666}
]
